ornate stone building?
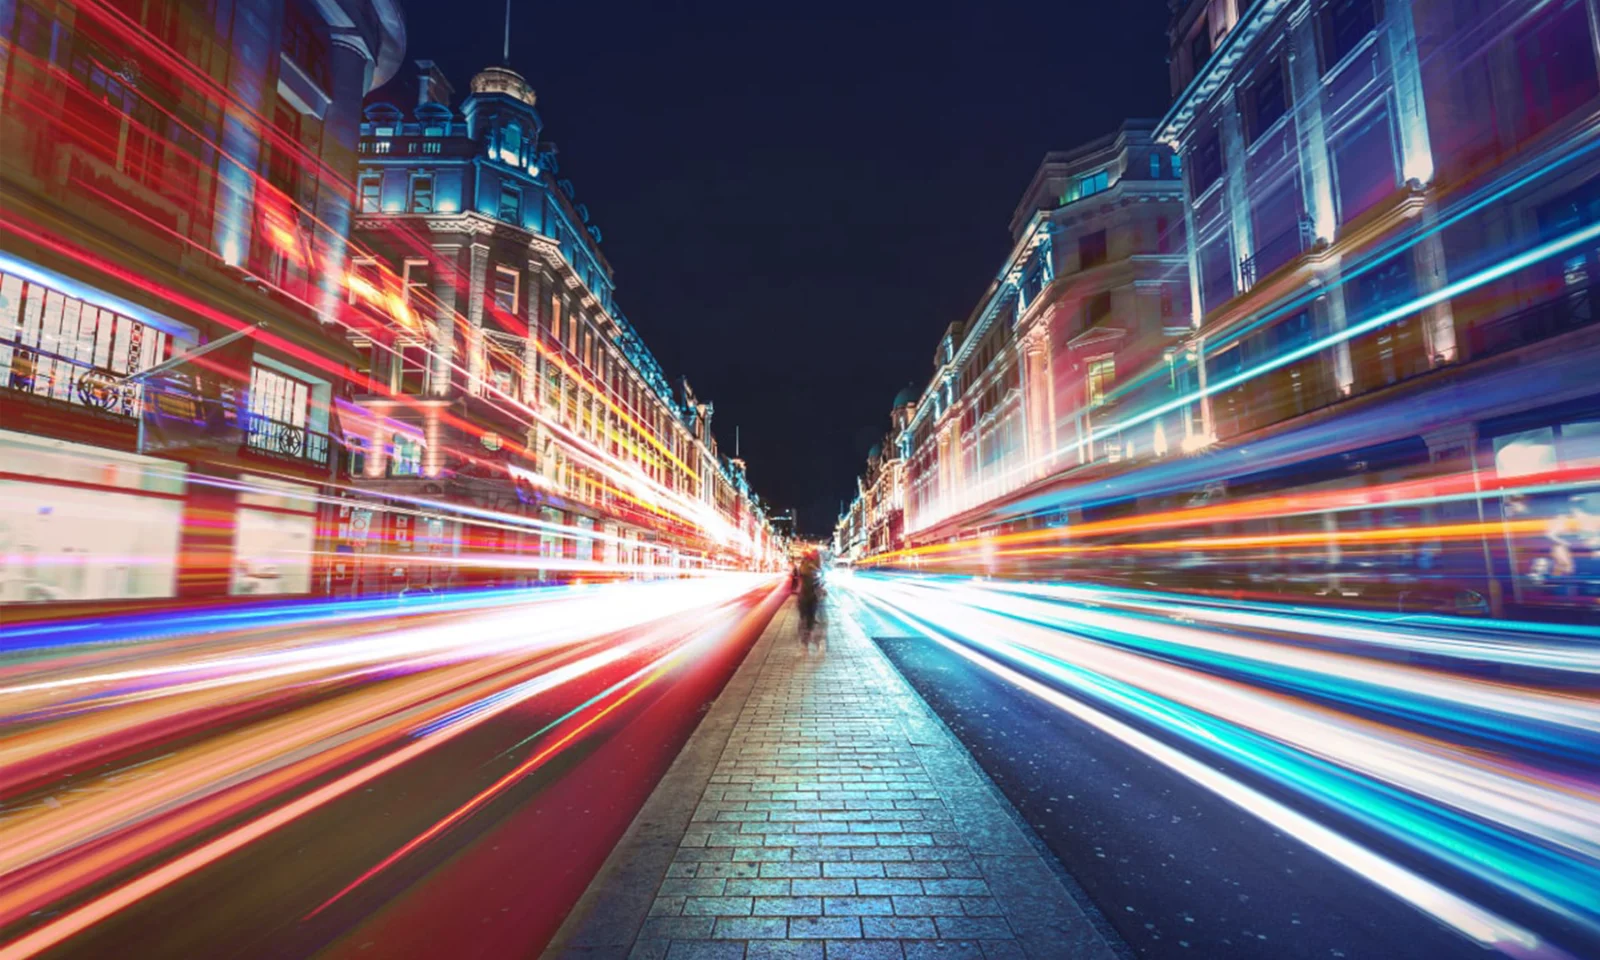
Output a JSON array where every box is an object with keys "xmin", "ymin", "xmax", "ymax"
[
  {"xmin": 343, "ymin": 59, "xmax": 775, "ymax": 588},
  {"xmin": 895, "ymin": 121, "xmax": 1190, "ymax": 545}
]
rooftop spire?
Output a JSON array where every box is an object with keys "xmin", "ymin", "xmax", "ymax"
[{"xmin": 502, "ymin": 0, "xmax": 511, "ymax": 65}]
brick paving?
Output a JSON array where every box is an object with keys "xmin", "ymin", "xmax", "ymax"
[{"xmin": 546, "ymin": 594, "xmax": 1118, "ymax": 960}]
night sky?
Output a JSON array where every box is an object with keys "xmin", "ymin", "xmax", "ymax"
[{"xmin": 398, "ymin": 0, "xmax": 1173, "ymax": 535}]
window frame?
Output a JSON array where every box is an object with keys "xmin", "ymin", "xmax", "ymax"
[
  {"xmin": 408, "ymin": 173, "xmax": 434, "ymax": 213},
  {"xmin": 1087, "ymin": 354, "xmax": 1116, "ymax": 409},
  {"xmin": 498, "ymin": 183, "xmax": 522, "ymax": 223},
  {"xmin": 358, "ymin": 174, "xmax": 381, "ymax": 213}
]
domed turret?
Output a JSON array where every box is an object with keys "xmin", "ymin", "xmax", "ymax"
[
  {"xmin": 892, "ymin": 385, "xmax": 918, "ymax": 408},
  {"xmin": 469, "ymin": 65, "xmax": 536, "ymax": 107}
]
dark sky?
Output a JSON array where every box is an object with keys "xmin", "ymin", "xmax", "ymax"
[{"xmin": 399, "ymin": 0, "xmax": 1173, "ymax": 535}]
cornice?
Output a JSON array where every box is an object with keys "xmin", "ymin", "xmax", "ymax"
[{"xmin": 1155, "ymin": 0, "xmax": 1296, "ymax": 147}]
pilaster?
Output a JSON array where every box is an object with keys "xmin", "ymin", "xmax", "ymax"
[
  {"xmin": 466, "ymin": 241, "xmax": 489, "ymax": 394},
  {"xmin": 1218, "ymin": 85, "xmax": 1255, "ymax": 292},
  {"xmin": 429, "ymin": 243, "xmax": 461, "ymax": 397},
  {"xmin": 314, "ymin": 35, "xmax": 376, "ymax": 324},
  {"xmin": 1286, "ymin": 4, "xmax": 1337, "ymax": 242}
]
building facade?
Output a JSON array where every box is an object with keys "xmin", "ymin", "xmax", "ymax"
[
  {"xmin": 847, "ymin": 0, "xmax": 1600, "ymax": 620},
  {"xmin": 342, "ymin": 59, "xmax": 777, "ymax": 591},
  {"xmin": 835, "ymin": 389, "xmax": 915, "ymax": 563},
  {"xmin": 0, "ymin": 0, "xmax": 404, "ymax": 604},
  {"xmin": 879, "ymin": 121, "xmax": 1188, "ymax": 548},
  {"xmin": 1154, "ymin": 0, "xmax": 1600, "ymax": 615}
]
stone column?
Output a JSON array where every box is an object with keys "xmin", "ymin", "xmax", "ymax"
[
  {"xmin": 1285, "ymin": 5, "xmax": 1355, "ymax": 395},
  {"xmin": 1217, "ymin": 85, "xmax": 1255, "ymax": 292},
  {"xmin": 314, "ymin": 35, "xmax": 375, "ymax": 324},
  {"xmin": 211, "ymin": 0, "xmax": 285, "ymax": 267},
  {"xmin": 1383, "ymin": 0, "xmax": 1435, "ymax": 187},
  {"xmin": 1286, "ymin": 4, "xmax": 1337, "ymax": 242},
  {"xmin": 429, "ymin": 243, "xmax": 460, "ymax": 396},
  {"xmin": 524, "ymin": 265, "xmax": 544, "ymax": 406},
  {"xmin": 1018, "ymin": 325, "xmax": 1053, "ymax": 481},
  {"xmin": 466, "ymin": 241, "xmax": 489, "ymax": 394},
  {"xmin": 1413, "ymin": 202, "xmax": 1457, "ymax": 364},
  {"xmin": 1312, "ymin": 255, "xmax": 1357, "ymax": 395}
]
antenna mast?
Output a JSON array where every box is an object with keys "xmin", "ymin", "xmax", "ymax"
[{"xmin": 502, "ymin": 0, "xmax": 511, "ymax": 64}]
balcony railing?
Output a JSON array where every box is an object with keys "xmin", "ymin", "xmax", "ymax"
[
  {"xmin": 1, "ymin": 340, "xmax": 142, "ymax": 416},
  {"xmin": 1463, "ymin": 282, "xmax": 1596, "ymax": 362},
  {"xmin": 244, "ymin": 413, "xmax": 331, "ymax": 468},
  {"xmin": 1240, "ymin": 216, "xmax": 1317, "ymax": 290}
]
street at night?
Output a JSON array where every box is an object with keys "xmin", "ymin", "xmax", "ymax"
[{"xmin": 3, "ymin": 0, "xmax": 1600, "ymax": 958}]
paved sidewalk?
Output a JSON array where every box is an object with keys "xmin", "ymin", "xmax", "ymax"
[{"xmin": 546, "ymin": 595, "xmax": 1119, "ymax": 960}]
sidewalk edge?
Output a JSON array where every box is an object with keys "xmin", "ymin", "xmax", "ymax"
[{"xmin": 539, "ymin": 594, "xmax": 789, "ymax": 960}]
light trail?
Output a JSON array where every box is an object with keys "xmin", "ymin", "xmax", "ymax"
[
  {"xmin": 0, "ymin": 575, "xmax": 782, "ymax": 956},
  {"xmin": 837, "ymin": 571, "xmax": 1599, "ymax": 958}
]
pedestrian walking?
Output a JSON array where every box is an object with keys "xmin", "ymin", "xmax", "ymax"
[{"xmin": 797, "ymin": 554, "xmax": 823, "ymax": 649}]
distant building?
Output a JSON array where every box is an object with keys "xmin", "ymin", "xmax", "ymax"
[
  {"xmin": 895, "ymin": 121, "xmax": 1189, "ymax": 544},
  {"xmin": 343, "ymin": 59, "xmax": 774, "ymax": 586},
  {"xmin": 836, "ymin": 387, "xmax": 916, "ymax": 563}
]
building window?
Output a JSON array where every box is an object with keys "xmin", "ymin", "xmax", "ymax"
[
  {"xmin": 1087, "ymin": 355, "xmax": 1115, "ymax": 408},
  {"xmin": 1171, "ymin": 153, "xmax": 1182, "ymax": 179},
  {"xmin": 1321, "ymin": 0, "xmax": 1377, "ymax": 72},
  {"xmin": 397, "ymin": 343, "xmax": 429, "ymax": 395},
  {"xmin": 391, "ymin": 433, "xmax": 423, "ymax": 475},
  {"xmin": 358, "ymin": 175, "xmax": 380, "ymax": 213},
  {"xmin": 498, "ymin": 184, "xmax": 521, "ymax": 222},
  {"xmin": 1515, "ymin": 0, "xmax": 1600, "ymax": 140},
  {"xmin": 1156, "ymin": 216, "xmax": 1171, "ymax": 254},
  {"xmin": 493, "ymin": 268, "xmax": 519, "ymax": 314},
  {"xmin": 1189, "ymin": 128, "xmax": 1223, "ymax": 195},
  {"xmin": 1244, "ymin": 61, "xmax": 1288, "ymax": 143},
  {"xmin": 1198, "ymin": 231, "xmax": 1235, "ymax": 315},
  {"xmin": 409, "ymin": 174, "xmax": 434, "ymax": 213},
  {"xmin": 1149, "ymin": 153, "xmax": 1162, "ymax": 179},
  {"xmin": 1190, "ymin": 20, "xmax": 1212, "ymax": 72},
  {"xmin": 1331, "ymin": 105, "xmax": 1397, "ymax": 223},
  {"xmin": 402, "ymin": 259, "xmax": 429, "ymax": 305},
  {"xmin": 1079, "ymin": 230, "xmax": 1108, "ymax": 270},
  {"xmin": 1078, "ymin": 169, "xmax": 1109, "ymax": 199},
  {"xmin": 250, "ymin": 366, "xmax": 311, "ymax": 428},
  {"xmin": 501, "ymin": 122, "xmax": 523, "ymax": 162},
  {"xmin": 1250, "ymin": 172, "xmax": 1307, "ymax": 279}
]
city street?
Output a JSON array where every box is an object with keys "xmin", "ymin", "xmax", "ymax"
[{"xmin": 4, "ymin": 0, "xmax": 1600, "ymax": 956}]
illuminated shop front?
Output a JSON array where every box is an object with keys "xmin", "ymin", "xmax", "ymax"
[{"xmin": 0, "ymin": 430, "xmax": 187, "ymax": 604}]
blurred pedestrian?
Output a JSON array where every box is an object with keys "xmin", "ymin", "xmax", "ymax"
[{"xmin": 797, "ymin": 553, "xmax": 822, "ymax": 647}]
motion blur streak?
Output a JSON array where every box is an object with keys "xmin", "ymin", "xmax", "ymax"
[
  {"xmin": 836, "ymin": 571, "xmax": 1599, "ymax": 958},
  {"xmin": 0, "ymin": 575, "xmax": 782, "ymax": 958}
]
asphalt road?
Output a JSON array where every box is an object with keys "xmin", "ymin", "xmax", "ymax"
[{"xmin": 874, "ymin": 631, "xmax": 1498, "ymax": 960}]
